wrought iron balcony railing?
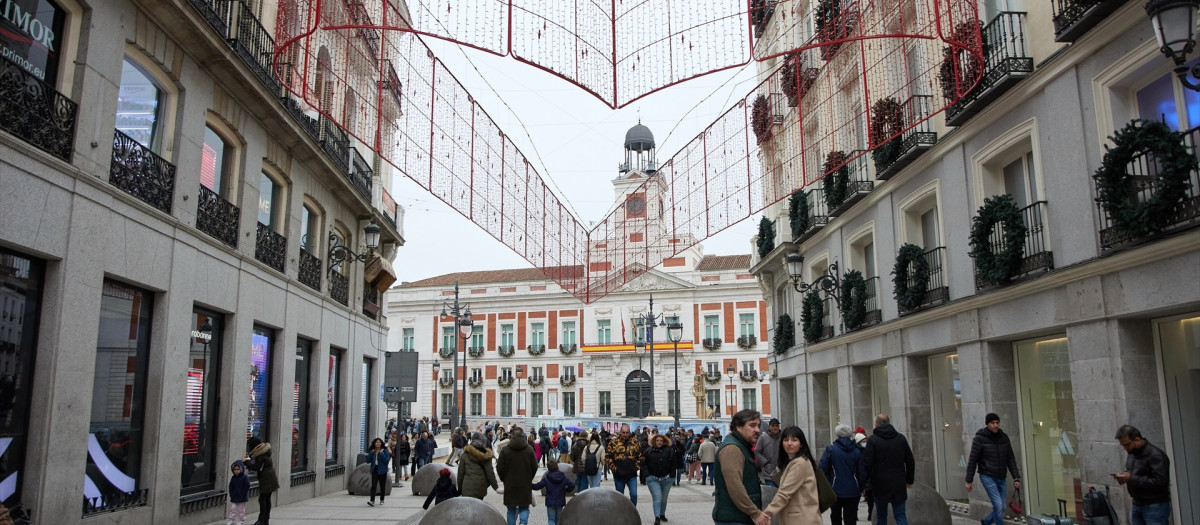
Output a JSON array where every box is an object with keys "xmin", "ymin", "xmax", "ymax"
[
  {"xmin": 362, "ymin": 285, "xmax": 380, "ymax": 319},
  {"xmin": 83, "ymin": 488, "xmax": 149, "ymax": 517},
  {"xmin": 527, "ymin": 344, "xmax": 546, "ymax": 355},
  {"xmin": 498, "ymin": 376, "xmax": 514, "ymax": 388},
  {"xmin": 739, "ymin": 369, "xmax": 760, "ymax": 382},
  {"xmin": 196, "ymin": 185, "xmax": 239, "ymax": 248},
  {"xmin": 319, "ymin": 115, "xmax": 350, "ymax": 174},
  {"xmin": 188, "ymin": 0, "xmax": 232, "ymax": 35},
  {"xmin": 498, "ymin": 345, "xmax": 515, "ymax": 357},
  {"xmin": 438, "ymin": 376, "xmax": 454, "ymax": 387},
  {"xmin": 349, "ymin": 147, "xmax": 373, "ymax": 199},
  {"xmin": 329, "ymin": 271, "xmax": 349, "ymax": 306},
  {"xmin": 736, "ymin": 335, "xmax": 757, "ymax": 349},
  {"xmin": 702, "ymin": 338, "xmax": 722, "ymax": 350},
  {"xmin": 875, "ymin": 95, "xmax": 938, "ymax": 180},
  {"xmin": 898, "ymin": 246, "xmax": 950, "ymax": 315},
  {"xmin": 283, "ymin": 95, "xmax": 320, "ymax": 143},
  {"xmin": 559, "ymin": 343, "xmax": 578, "ymax": 355},
  {"xmin": 179, "ymin": 489, "xmax": 226, "ymax": 515},
  {"xmin": 1051, "ymin": 0, "xmax": 1125, "ymax": 42},
  {"xmin": 560, "ymin": 375, "xmax": 576, "ymax": 387},
  {"xmin": 794, "ymin": 188, "xmax": 832, "ymax": 244},
  {"xmin": 438, "ymin": 347, "xmax": 454, "ymax": 359},
  {"xmin": 751, "ymin": 0, "xmax": 776, "ymax": 38},
  {"xmin": 0, "ymin": 54, "xmax": 78, "ymax": 161},
  {"xmin": 298, "ymin": 249, "xmax": 322, "ymax": 291},
  {"xmin": 974, "ymin": 200, "xmax": 1054, "ymax": 290},
  {"xmin": 381, "ymin": 187, "xmax": 399, "ymax": 229},
  {"xmin": 861, "ymin": 276, "xmax": 882, "ymax": 329},
  {"xmin": 254, "ymin": 222, "xmax": 286, "ymax": 273},
  {"xmin": 527, "ymin": 375, "xmax": 544, "ymax": 387},
  {"xmin": 826, "ymin": 151, "xmax": 874, "ymax": 216},
  {"xmin": 227, "ymin": 0, "xmax": 281, "ymax": 96},
  {"xmin": 1095, "ymin": 126, "xmax": 1200, "ymax": 251},
  {"xmin": 468, "ymin": 346, "xmax": 484, "ymax": 357},
  {"xmin": 705, "ymin": 371, "xmax": 723, "ymax": 384},
  {"xmin": 945, "ymin": 12, "xmax": 1033, "ymax": 126},
  {"xmin": 468, "ymin": 376, "xmax": 483, "ymax": 388},
  {"xmin": 110, "ymin": 130, "xmax": 176, "ymax": 213}
]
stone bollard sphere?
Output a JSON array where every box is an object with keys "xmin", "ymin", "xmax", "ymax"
[
  {"xmin": 882, "ymin": 482, "xmax": 951, "ymax": 525},
  {"xmin": 419, "ymin": 496, "xmax": 507, "ymax": 525},
  {"xmin": 560, "ymin": 488, "xmax": 640, "ymax": 525},
  {"xmin": 347, "ymin": 463, "xmax": 392, "ymax": 496},
  {"xmin": 758, "ymin": 484, "xmax": 780, "ymax": 525},
  {"xmin": 412, "ymin": 463, "xmax": 453, "ymax": 496},
  {"xmin": 537, "ymin": 461, "xmax": 577, "ymax": 497}
]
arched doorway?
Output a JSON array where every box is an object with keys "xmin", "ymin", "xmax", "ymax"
[{"xmin": 625, "ymin": 370, "xmax": 651, "ymax": 418}]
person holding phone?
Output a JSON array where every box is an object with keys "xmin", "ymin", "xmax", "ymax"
[{"xmin": 1114, "ymin": 425, "xmax": 1172, "ymax": 525}]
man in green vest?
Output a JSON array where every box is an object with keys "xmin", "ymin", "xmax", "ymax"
[{"xmin": 712, "ymin": 409, "xmax": 765, "ymax": 524}]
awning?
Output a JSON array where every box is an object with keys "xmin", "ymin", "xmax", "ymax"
[{"xmin": 366, "ymin": 255, "xmax": 397, "ymax": 291}]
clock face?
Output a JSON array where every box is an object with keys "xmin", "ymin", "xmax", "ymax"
[{"xmin": 626, "ymin": 195, "xmax": 646, "ymax": 217}]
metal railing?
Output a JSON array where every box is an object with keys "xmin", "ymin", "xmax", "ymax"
[
  {"xmin": 1096, "ymin": 126, "xmax": 1200, "ymax": 251},
  {"xmin": 290, "ymin": 471, "xmax": 316, "ymax": 487},
  {"xmin": 1051, "ymin": 0, "xmax": 1123, "ymax": 42},
  {"xmin": 877, "ymin": 95, "xmax": 937, "ymax": 179},
  {"xmin": 349, "ymin": 147, "xmax": 373, "ymax": 199},
  {"xmin": 382, "ymin": 60, "xmax": 402, "ymax": 109},
  {"xmin": 324, "ymin": 464, "xmax": 345, "ymax": 478},
  {"xmin": 179, "ymin": 489, "xmax": 226, "ymax": 515},
  {"xmin": 187, "ymin": 0, "xmax": 231, "ymax": 36},
  {"xmin": 828, "ymin": 150, "xmax": 874, "ymax": 215},
  {"xmin": 298, "ymin": 249, "xmax": 322, "ymax": 291},
  {"xmin": 898, "ymin": 246, "xmax": 950, "ymax": 314},
  {"xmin": 111, "ymin": 130, "xmax": 176, "ymax": 213},
  {"xmin": 974, "ymin": 200, "xmax": 1053, "ymax": 289},
  {"xmin": 795, "ymin": 188, "xmax": 832, "ymax": 243},
  {"xmin": 255, "ymin": 222, "xmax": 286, "ymax": 273},
  {"xmin": 751, "ymin": 0, "xmax": 776, "ymax": 37},
  {"xmin": 83, "ymin": 488, "xmax": 149, "ymax": 517},
  {"xmin": 0, "ymin": 54, "xmax": 77, "ymax": 161},
  {"xmin": 197, "ymin": 185, "xmax": 240, "ymax": 248},
  {"xmin": 329, "ymin": 271, "xmax": 349, "ymax": 306},
  {"xmin": 817, "ymin": 0, "xmax": 859, "ymax": 60},
  {"xmin": 362, "ymin": 285, "xmax": 380, "ymax": 319},
  {"xmin": 381, "ymin": 187, "xmax": 399, "ymax": 228},
  {"xmin": 319, "ymin": 115, "xmax": 350, "ymax": 174},
  {"xmin": 737, "ymin": 335, "xmax": 757, "ymax": 348},
  {"xmin": 702, "ymin": 338, "xmax": 722, "ymax": 350},
  {"xmin": 227, "ymin": 0, "xmax": 281, "ymax": 96},
  {"xmin": 863, "ymin": 276, "xmax": 882, "ymax": 327},
  {"xmin": 945, "ymin": 13, "xmax": 1033, "ymax": 125},
  {"xmin": 283, "ymin": 95, "xmax": 320, "ymax": 143}
]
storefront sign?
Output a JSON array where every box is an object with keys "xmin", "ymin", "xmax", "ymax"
[{"xmin": 0, "ymin": 0, "xmax": 66, "ymax": 84}]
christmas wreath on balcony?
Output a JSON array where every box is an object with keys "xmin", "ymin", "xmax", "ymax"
[
  {"xmin": 752, "ymin": 94, "xmax": 773, "ymax": 144},
  {"xmin": 498, "ymin": 345, "xmax": 515, "ymax": 357},
  {"xmin": 822, "ymin": 150, "xmax": 850, "ymax": 208},
  {"xmin": 789, "ymin": 191, "xmax": 811, "ymax": 238},
  {"xmin": 938, "ymin": 20, "xmax": 988, "ymax": 101},
  {"xmin": 528, "ymin": 375, "xmax": 544, "ymax": 387},
  {"xmin": 705, "ymin": 372, "xmax": 723, "ymax": 385},
  {"xmin": 756, "ymin": 216, "xmax": 776, "ymax": 259},
  {"xmin": 870, "ymin": 97, "xmax": 904, "ymax": 170},
  {"xmin": 801, "ymin": 291, "xmax": 824, "ymax": 343},
  {"xmin": 498, "ymin": 376, "xmax": 514, "ymax": 388},
  {"xmin": 438, "ymin": 347, "xmax": 454, "ymax": 359},
  {"xmin": 560, "ymin": 375, "xmax": 576, "ymax": 387},
  {"xmin": 969, "ymin": 194, "xmax": 1028, "ymax": 284},
  {"xmin": 892, "ymin": 243, "xmax": 930, "ymax": 311},
  {"xmin": 773, "ymin": 313, "xmax": 795, "ymax": 354},
  {"xmin": 815, "ymin": 0, "xmax": 844, "ymax": 57},
  {"xmin": 468, "ymin": 376, "xmax": 483, "ymax": 388},
  {"xmin": 560, "ymin": 343, "xmax": 578, "ymax": 355},
  {"xmin": 528, "ymin": 344, "xmax": 546, "ymax": 356},
  {"xmin": 468, "ymin": 346, "xmax": 484, "ymax": 358},
  {"xmin": 780, "ymin": 54, "xmax": 817, "ymax": 106},
  {"xmin": 841, "ymin": 269, "xmax": 868, "ymax": 329},
  {"xmin": 1094, "ymin": 119, "xmax": 1195, "ymax": 236}
]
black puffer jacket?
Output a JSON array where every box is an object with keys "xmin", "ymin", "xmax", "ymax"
[
  {"xmin": 643, "ymin": 443, "xmax": 675, "ymax": 478},
  {"xmin": 965, "ymin": 427, "xmax": 1021, "ymax": 482},
  {"xmin": 863, "ymin": 424, "xmax": 914, "ymax": 504}
]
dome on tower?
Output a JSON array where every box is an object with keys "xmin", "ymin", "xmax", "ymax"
[{"xmin": 624, "ymin": 122, "xmax": 655, "ymax": 152}]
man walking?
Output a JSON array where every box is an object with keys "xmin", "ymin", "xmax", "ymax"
[
  {"xmin": 755, "ymin": 418, "xmax": 782, "ymax": 486},
  {"xmin": 863, "ymin": 413, "xmax": 914, "ymax": 525},
  {"xmin": 712, "ymin": 409, "xmax": 766, "ymax": 525},
  {"xmin": 497, "ymin": 427, "xmax": 538, "ymax": 525},
  {"xmin": 966, "ymin": 413, "xmax": 1021, "ymax": 525},
  {"xmin": 698, "ymin": 434, "xmax": 718, "ymax": 485},
  {"xmin": 605, "ymin": 423, "xmax": 642, "ymax": 505},
  {"xmin": 1114, "ymin": 425, "xmax": 1172, "ymax": 525},
  {"xmin": 447, "ymin": 428, "xmax": 467, "ymax": 466}
]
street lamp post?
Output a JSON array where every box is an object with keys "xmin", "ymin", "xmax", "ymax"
[
  {"xmin": 516, "ymin": 365, "xmax": 525, "ymax": 416},
  {"xmin": 633, "ymin": 342, "xmax": 647, "ymax": 418},
  {"xmin": 633, "ymin": 293, "xmax": 667, "ymax": 416},
  {"xmin": 441, "ymin": 281, "xmax": 473, "ymax": 431},
  {"xmin": 726, "ymin": 364, "xmax": 737, "ymax": 416},
  {"xmin": 666, "ymin": 315, "xmax": 683, "ymax": 429},
  {"xmin": 432, "ymin": 361, "xmax": 441, "ymax": 417}
]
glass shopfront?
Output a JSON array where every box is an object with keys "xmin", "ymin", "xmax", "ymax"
[
  {"xmin": 181, "ymin": 309, "xmax": 222, "ymax": 493},
  {"xmin": 1155, "ymin": 314, "xmax": 1200, "ymax": 525},
  {"xmin": 293, "ymin": 338, "xmax": 312, "ymax": 473},
  {"xmin": 248, "ymin": 326, "xmax": 273, "ymax": 442},
  {"xmin": 929, "ymin": 352, "xmax": 965, "ymax": 501},
  {"xmin": 1015, "ymin": 336, "xmax": 1078, "ymax": 515},
  {"xmin": 325, "ymin": 350, "xmax": 340, "ymax": 465},
  {"xmin": 0, "ymin": 248, "xmax": 43, "ymax": 504}
]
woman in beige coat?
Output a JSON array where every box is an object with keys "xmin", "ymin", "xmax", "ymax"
[{"xmin": 758, "ymin": 426, "xmax": 821, "ymax": 525}]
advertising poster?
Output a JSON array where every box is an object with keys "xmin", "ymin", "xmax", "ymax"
[
  {"xmin": 248, "ymin": 333, "xmax": 269, "ymax": 439},
  {"xmin": 0, "ymin": 0, "xmax": 66, "ymax": 84}
]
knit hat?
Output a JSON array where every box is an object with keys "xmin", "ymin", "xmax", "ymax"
[
  {"xmin": 852, "ymin": 432, "xmax": 867, "ymax": 444},
  {"xmin": 439, "ymin": 468, "xmax": 451, "ymax": 476},
  {"xmin": 854, "ymin": 427, "xmax": 865, "ymax": 435},
  {"xmin": 986, "ymin": 413, "xmax": 1000, "ymax": 424}
]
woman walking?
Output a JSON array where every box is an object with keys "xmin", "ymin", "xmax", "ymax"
[
  {"xmin": 457, "ymin": 432, "xmax": 499, "ymax": 499},
  {"xmin": 686, "ymin": 436, "xmax": 703, "ymax": 483},
  {"xmin": 394, "ymin": 434, "xmax": 412, "ymax": 481},
  {"xmin": 643, "ymin": 433, "xmax": 676, "ymax": 525},
  {"xmin": 365, "ymin": 438, "xmax": 391, "ymax": 506},
  {"xmin": 758, "ymin": 426, "xmax": 821, "ymax": 525}
]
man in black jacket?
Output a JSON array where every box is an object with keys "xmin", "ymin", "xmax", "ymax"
[
  {"xmin": 863, "ymin": 413, "xmax": 915, "ymax": 525},
  {"xmin": 965, "ymin": 413, "xmax": 1021, "ymax": 525},
  {"xmin": 1114, "ymin": 425, "xmax": 1172, "ymax": 525}
]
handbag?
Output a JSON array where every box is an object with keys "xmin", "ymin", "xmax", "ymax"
[
  {"xmin": 1009, "ymin": 487, "xmax": 1024, "ymax": 514},
  {"xmin": 813, "ymin": 464, "xmax": 837, "ymax": 513}
]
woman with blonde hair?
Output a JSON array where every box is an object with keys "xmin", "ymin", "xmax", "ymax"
[
  {"xmin": 757, "ymin": 426, "xmax": 821, "ymax": 525},
  {"xmin": 643, "ymin": 433, "xmax": 677, "ymax": 525}
]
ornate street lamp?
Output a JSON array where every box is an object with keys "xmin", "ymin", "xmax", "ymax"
[
  {"xmin": 726, "ymin": 364, "xmax": 737, "ymax": 416},
  {"xmin": 633, "ymin": 293, "xmax": 667, "ymax": 416},
  {"xmin": 327, "ymin": 222, "xmax": 380, "ymax": 273},
  {"xmin": 1146, "ymin": 0, "xmax": 1200, "ymax": 91},
  {"xmin": 785, "ymin": 252, "xmax": 842, "ymax": 308},
  {"xmin": 666, "ymin": 315, "xmax": 684, "ymax": 429},
  {"xmin": 440, "ymin": 281, "xmax": 473, "ymax": 430},
  {"xmin": 633, "ymin": 340, "xmax": 647, "ymax": 417}
]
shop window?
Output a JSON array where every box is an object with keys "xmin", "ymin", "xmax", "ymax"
[
  {"xmin": 930, "ymin": 352, "xmax": 965, "ymax": 500},
  {"xmin": 116, "ymin": 57, "xmax": 164, "ymax": 151},
  {"xmin": 360, "ymin": 359, "xmax": 371, "ymax": 452},
  {"xmin": 0, "ymin": 0, "xmax": 67, "ymax": 86},
  {"xmin": 325, "ymin": 350, "xmax": 341, "ymax": 464},
  {"xmin": 181, "ymin": 309, "xmax": 222, "ymax": 494},
  {"xmin": 0, "ymin": 248, "xmax": 44, "ymax": 503},
  {"xmin": 201, "ymin": 124, "xmax": 236, "ymax": 198},
  {"xmin": 258, "ymin": 171, "xmax": 284, "ymax": 232},
  {"xmin": 293, "ymin": 338, "xmax": 312, "ymax": 473},
  {"xmin": 86, "ymin": 280, "xmax": 152, "ymax": 504},
  {"xmin": 1015, "ymin": 336, "xmax": 1078, "ymax": 515}
]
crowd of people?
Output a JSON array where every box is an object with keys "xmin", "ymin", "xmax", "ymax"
[{"xmin": 215, "ymin": 413, "xmax": 1173, "ymax": 525}]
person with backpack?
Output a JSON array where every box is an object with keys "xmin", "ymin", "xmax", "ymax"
[
  {"xmin": 532, "ymin": 459, "xmax": 576, "ymax": 525},
  {"xmin": 819, "ymin": 424, "xmax": 867, "ymax": 525},
  {"xmin": 579, "ymin": 432, "xmax": 605, "ymax": 490},
  {"xmin": 965, "ymin": 413, "xmax": 1021, "ymax": 525},
  {"xmin": 570, "ymin": 432, "xmax": 589, "ymax": 490},
  {"xmin": 448, "ymin": 429, "xmax": 467, "ymax": 466}
]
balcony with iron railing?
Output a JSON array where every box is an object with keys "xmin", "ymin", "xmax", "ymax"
[
  {"xmin": 944, "ymin": 13, "xmax": 1034, "ymax": 126},
  {"xmin": 196, "ymin": 186, "xmax": 239, "ymax": 248},
  {"xmin": 897, "ymin": 246, "xmax": 950, "ymax": 315},
  {"xmin": 973, "ymin": 200, "xmax": 1054, "ymax": 290},
  {"xmin": 1095, "ymin": 126, "xmax": 1200, "ymax": 251},
  {"xmin": 226, "ymin": 0, "xmax": 281, "ymax": 96},
  {"xmin": 319, "ymin": 115, "xmax": 350, "ymax": 174},
  {"xmin": 1051, "ymin": 0, "xmax": 1125, "ymax": 42},
  {"xmin": 819, "ymin": 297, "xmax": 835, "ymax": 341},
  {"xmin": 875, "ymin": 95, "xmax": 938, "ymax": 180},
  {"xmin": 348, "ymin": 147, "xmax": 373, "ymax": 199},
  {"xmin": 469, "ymin": 376, "xmax": 483, "ymax": 388},
  {"xmin": 826, "ymin": 151, "xmax": 874, "ymax": 216},
  {"xmin": 527, "ymin": 344, "xmax": 546, "ymax": 355},
  {"xmin": 739, "ymin": 369, "xmax": 760, "ymax": 382},
  {"xmin": 736, "ymin": 335, "xmax": 757, "ymax": 349},
  {"xmin": 362, "ymin": 285, "xmax": 380, "ymax": 319},
  {"xmin": 110, "ymin": 130, "xmax": 176, "ymax": 213},
  {"xmin": 380, "ymin": 187, "xmax": 400, "ymax": 229},
  {"xmin": 254, "ymin": 223, "xmax": 286, "ymax": 273},
  {"xmin": 468, "ymin": 346, "xmax": 485, "ymax": 357},
  {"xmin": 793, "ymin": 188, "xmax": 832, "ymax": 245},
  {"xmin": 329, "ymin": 271, "xmax": 349, "ymax": 306},
  {"xmin": 298, "ymin": 249, "xmax": 322, "ymax": 291},
  {"xmin": 702, "ymin": 338, "xmax": 723, "ymax": 350},
  {"xmin": 438, "ymin": 376, "xmax": 454, "ymax": 388},
  {"xmin": 705, "ymin": 371, "xmax": 723, "ymax": 384},
  {"xmin": 0, "ymin": 54, "xmax": 77, "ymax": 162},
  {"xmin": 751, "ymin": 0, "xmax": 776, "ymax": 38},
  {"xmin": 498, "ymin": 375, "xmax": 514, "ymax": 388},
  {"xmin": 862, "ymin": 276, "xmax": 882, "ymax": 328}
]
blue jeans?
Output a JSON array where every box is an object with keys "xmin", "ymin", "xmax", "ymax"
[
  {"xmin": 506, "ymin": 505, "xmax": 530, "ymax": 525},
  {"xmin": 613, "ymin": 476, "xmax": 638, "ymax": 505},
  {"xmin": 764, "ymin": 479, "xmax": 778, "ymax": 488},
  {"xmin": 1131, "ymin": 502, "xmax": 1172, "ymax": 525},
  {"xmin": 587, "ymin": 472, "xmax": 602, "ymax": 490},
  {"xmin": 979, "ymin": 475, "xmax": 1007, "ymax": 525},
  {"xmin": 547, "ymin": 506, "xmax": 563, "ymax": 525},
  {"xmin": 701, "ymin": 463, "xmax": 714, "ymax": 483},
  {"xmin": 576, "ymin": 472, "xmax": 590, "ymax": 492},
  {"xmin": 875, "ymin": 501, "xmax": 907, "ymax": 525},
  {"xmin": 646, "ymin": 475, "xmax": 673, "ymax": 517}
]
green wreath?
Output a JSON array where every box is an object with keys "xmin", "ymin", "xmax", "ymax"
[
  {"xmin": 756, "ymin": 216, "xmax": 776, "ymax": 258},
  {"xmin": 773, "ymin": 313, "xmax": 795, "ymax": 354},
  {"xmin": 789, "ymin": 191, "xmax": 811, "ymax": 238},
  {"xmin": 801, "ymin": 291, "xmax": 824, "ymax": 343},
  {"xmin": 969, "ymin": 194, "xmax": 1028, "ymax": 284},
  {"xmin": 1094, "ymin": 119, "xmax": 1195, "ymax": 237},
  {"xmin": 823, "ymin": 151, "xmax": 850, "ymax": 208},
  {"xmin": 751, "ymin": 94, "xmax": 772, "ymax": 144},
  {"xmin": 841, "ymin": 269, "xmax": 868, "ymax": 329},
  {"xmin": 938, "ymin": 20, "xmax": 988, "ymax": 101},
  {"xmin": 870, "ymin": 97, "xmax": 904, "ymax": 170},
  {"xmin": 892, "ymin": 243, "xmax": 929, "ymax": 311}
]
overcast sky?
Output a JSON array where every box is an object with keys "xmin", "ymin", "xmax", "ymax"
[{"xmin": 388, "ymin": 37, "xmax": 760, "ymax": 284}]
